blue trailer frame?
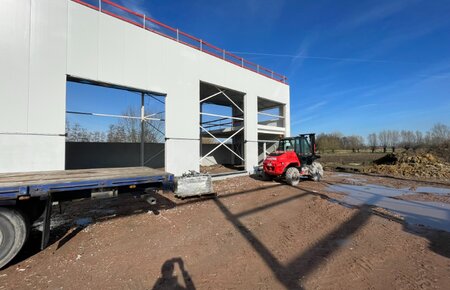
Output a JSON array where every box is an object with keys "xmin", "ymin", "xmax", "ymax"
[{"xmin": 0, "ymin": 167, "xmax": 174, "ymax": 255}]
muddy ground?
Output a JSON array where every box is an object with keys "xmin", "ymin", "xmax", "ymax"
[{"xmin": 1, "ymin": 172, "xmax": 449, "ymax": 289}]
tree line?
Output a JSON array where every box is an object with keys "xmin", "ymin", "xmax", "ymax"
[
  {"xmin": 66, "ymin": 107, "xmax": 165, "ymax": 143},
  {"xmin": 317, "ymin": 123, "xmax": 449, "ymax": 153}
]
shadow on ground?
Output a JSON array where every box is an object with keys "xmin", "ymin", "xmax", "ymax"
[
  {"xmin": 8, "ymin": 176, "xmax": 450, "ymax": 289},
  {"xmin": 152, "ymin": 257, "xmax": 196, "ymax": 290}
]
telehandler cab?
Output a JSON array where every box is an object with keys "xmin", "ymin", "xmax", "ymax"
[{"xmin": 262, "ymin": 133, "xmax": 323, "ymax": 186}]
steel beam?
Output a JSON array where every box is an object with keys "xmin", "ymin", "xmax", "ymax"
[
  {"xmin": 200, "ymin": 125, "xmax": 244, "ymax": 161},
  {"xmin": 199, "ymin": 127, "xmax": 244, "ymax": 162}
]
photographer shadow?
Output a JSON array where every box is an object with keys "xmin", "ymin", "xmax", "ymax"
[{"xmin": 152, "ymin": 257, "xmax": 196, "ymax": 290}]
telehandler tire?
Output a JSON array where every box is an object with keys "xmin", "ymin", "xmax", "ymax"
[
  {"xmin": 310, "ymin": 162, "xmax": 324, "ymax": 182},
  {"xmin": 0, "ymin": 207, "xmax": 29, "ymax": 269},
  {"xmin": 285, "ymin": 167, "xmax": 300, "ymax": 186}
]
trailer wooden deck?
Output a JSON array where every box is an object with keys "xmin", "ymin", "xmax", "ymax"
[
  {"xmin": 0, "ymin": 167, "xmax": 174, "ymax": 201},
  {"xmin": 0, "ymin": 167, "xmax": 170, "ymax": 188}
]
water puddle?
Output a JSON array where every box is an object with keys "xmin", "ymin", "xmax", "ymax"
[
  {"xmin": 415, "ymin": 186, "xmax": 450, "ymax": 195},
  {"xmin": 75, "ymin": 217, "xmax": 93, "ymax": 226},
  {"xmin": 335, "ymin": 173, "xmax": 367, "ymax": 183},
  {"xmin": 327, "ymin": 183, "xmax": 450, "ymax": 232}
]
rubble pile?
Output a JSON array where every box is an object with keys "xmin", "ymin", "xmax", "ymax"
[{"xmin": 365, "ymin": 151, "xmax": 450, "ymax": 179}]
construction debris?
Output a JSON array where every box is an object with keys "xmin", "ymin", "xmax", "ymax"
[{"xmin": 174, "ymin": 171, "xmax": 214, "ymax": 198}]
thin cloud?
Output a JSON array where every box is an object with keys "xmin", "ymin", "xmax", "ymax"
[
  {"xmin": 287, "ymin": 37, "xmax": 316, "ymax": 76},
  {"xmin": 335, "ymin": 1, "xmax": 414, "ymax": 33},
  {"xmin": 291, "ymin": 115, "xmax": 315, "ymax": 126},
  {"xmin": 305, "ymin": 101, "xmax": 327, "ymax": 111},
  {"xmin": 355, "ymin": 103, "xmax": 377, "ymax": 109},
  {"xmin": 358, "ymin": 18, "xmax": 449, "ymax": 61},
  {"xmin": 114, "ymin": 0, "xmax": 159, "ymax": 29},
  {"xmin": 297, "ymin": 84, "xmax": 376, "ymax": 109}
]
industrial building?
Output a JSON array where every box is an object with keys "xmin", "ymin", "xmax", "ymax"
[{"xmin": 0, "ymin": 0, "xmax": 290, "ymax": 176}]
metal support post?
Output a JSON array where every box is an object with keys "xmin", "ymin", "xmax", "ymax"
[
  {"xmin": 140, "ymin": 93, "xmax": 145, "ymax": 166},
  {"xmin": 176, "ymin": 29, "xmax": 179, "ymax": 42},
  {"xmin": 41, "ymin": 194, "xmax": 53, "ymax": 250},
  {"xmin": 200, "ymin": 102, "xmax": 203, "ymax": 160},
  {"xmin": 143, "ymin": 14, "xmax": 146, "ymax": 29},
  {"xmin": 263, "ymin": 142, "xmax": 267, "ymax": 159},
  {"xmin": 99, "ymin": 0, "xmax": 102, "ymax": 11},
  {"xmin": 200, "ymin": 40, "xmax": 203, "ymax": 51}
]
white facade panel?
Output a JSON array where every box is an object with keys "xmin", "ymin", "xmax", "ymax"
[
  {"xmin": 0, "ymin": 0, "xmax": 31, "ymax": 133},
  {"xmin": 165, "ymin": 139, "xmax": 200, "ymax": 174},
  {"xmin": 28, "ymin": 0, "xmax": 68, "ymax": 134},
  {"xmin": 67, "ymin": 2, "xmax": 99, "ymax": 80},
  {"xmin": 164, "ymin": 84, "xmax": 200, "ymax": 140},
  {"xmin": 123, "ymin": 25, "xmax": 148, "ymax": 89},
  {"xmin": 0, "ymin": 135, "xmax": 65, "ymax": 173},
  {"xmin": 98, "ymin": 15, "xmax": 125, "ymax": 84}
]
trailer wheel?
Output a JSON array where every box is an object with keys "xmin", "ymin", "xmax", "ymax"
[
  {"xmin": 0, "ymin": 208, "xmax": 29, "ymax": 269},
  {"xmin": 285, "ymin": 167, "xmax": 300, "ymax": 186}
]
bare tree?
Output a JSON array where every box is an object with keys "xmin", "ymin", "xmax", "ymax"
[
  {"xmin": 316, "ymin": 132, "xmax": 343, "ymax": 153},
  {"xmin": 66, "ymin": 122, "xmax": 93, "ymax": 142},
  {"xmin": 368, "ymin": 133, "xmax": 377, "ymax": 153},
  {"xmin": 346, "ymin": 135, "xmax": 364, "ymax": 152},
  {"xmin": 430, "ymin": 123, "xmax": 450, "ymax": 145},
  {"xmin": 378, "ymin": 131, "xmax": 389, "ymax": 153},
  {"xmin": 415, "ymin": 130, "xmax": 423, "ymax": 147},
  {"xmin": 107, "ymin": 106, "xmax": 165, "ymax": 143},
  {"xmin": 400, "ymin": 130, "xmax": 415, "ymax": 149},
  {"xmin": 390, "ymin": 130, "xmax": 400, "ymax": 152}
]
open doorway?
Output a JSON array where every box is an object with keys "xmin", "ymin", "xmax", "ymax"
[
  {"xmin": 199, "ymin": 82, "xmax": 246, "ymax": 175},
  {"xmin": 65, "ymin": 77, "xmax": 166, "ymax": 170}
]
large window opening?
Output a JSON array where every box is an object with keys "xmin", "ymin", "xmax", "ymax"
[
  {"xmin": 65, "ymin": 78, "xmax": 166, "ymax": 170},
  {"xmin": 199, "ymin": 82, "xmax": 246, "ymax": 175}
]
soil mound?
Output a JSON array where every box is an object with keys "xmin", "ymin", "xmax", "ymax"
[{"xmin": 366, "ymin": 151, "xmax": 450, "ymax": 179}]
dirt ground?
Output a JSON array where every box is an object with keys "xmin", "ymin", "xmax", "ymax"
[
  {"xmin": 1, "ymin": 172, "xmax": 449, "ymax": 289},
  {"xmin": 200, "ymin": 164, "xmax": 245, "ymax": 174}
]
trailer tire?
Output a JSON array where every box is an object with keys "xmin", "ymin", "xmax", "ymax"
[
  {"xmin": 285, "ymin": 167, "xmax": 300, "ymax": 186},
  {"xmin": 0, "ymin": 208, "xmax": 29, "ymax": 269}
]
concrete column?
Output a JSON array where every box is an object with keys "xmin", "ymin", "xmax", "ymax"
[
  {"xmin": 244, "ymin": 92, "xmax": 258, "ymax": 173},
  {"xmin": 284, "ymin": 87, "xmax": 291, "ymax": 137}
]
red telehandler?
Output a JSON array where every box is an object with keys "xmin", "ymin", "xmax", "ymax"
[{"xmin": 262, "ymin": 133, "xmax": 323, "ymax": 186}]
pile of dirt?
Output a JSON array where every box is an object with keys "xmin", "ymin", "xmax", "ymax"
[
  {"xmin": 365, "ymin": 151, "xmax": 450, "ymax": 179},
  {"xmin": 430, "ymin": 141, "xmax": 450, "ymax": 163}
]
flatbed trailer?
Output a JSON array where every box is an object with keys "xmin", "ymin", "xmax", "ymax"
[{"xmin": 0, "ymin": 167, "xmax": 174, "ymax": 268}]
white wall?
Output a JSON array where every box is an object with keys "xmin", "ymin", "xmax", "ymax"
[
  {"xmin": 0, "ymin": 0, "xmax": 67, "ymax": 173},
  {"xmin": 0, "ymin": 0, "xmax": 290, "ymax": 175}
]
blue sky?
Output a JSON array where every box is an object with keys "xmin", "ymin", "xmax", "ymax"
[{"xmin": 69, "ymin": 0, "xmax": 450, "ymax": 138}]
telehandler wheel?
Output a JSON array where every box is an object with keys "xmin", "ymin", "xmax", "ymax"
[
  {"xmin": 310, "ymin": 162, "xmax": 324, "ymax": 182},
  {"xmin": 285, "ymin": 167, "xmax": 300, "ymax": 186},
  {"xmin": 0, "ymin": 208, "xmax": 30, "ymax": 269}
]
